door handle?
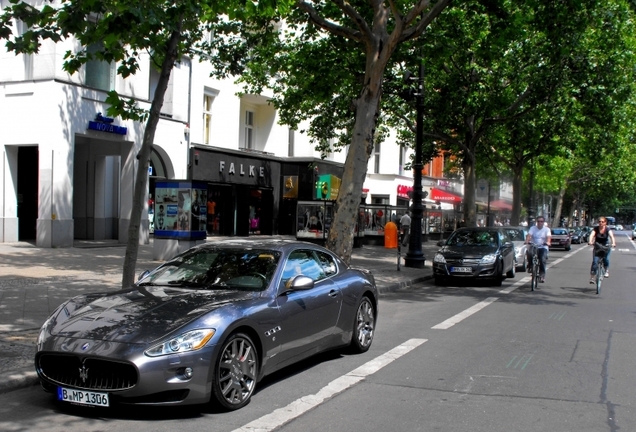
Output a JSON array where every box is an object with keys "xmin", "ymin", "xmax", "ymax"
[{"xmin": 328, "ymin": 290, "xmax": 339, "ymax": 298}]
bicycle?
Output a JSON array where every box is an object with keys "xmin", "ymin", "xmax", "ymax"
[
  {"xmin": 527, "ymin": 242, "xmax": 543, "ymax": 291},
  {"xmin": 593, "ymin": 243, "xmax": 611, "ymax": 295}
]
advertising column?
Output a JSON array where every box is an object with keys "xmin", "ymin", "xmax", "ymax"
[{"xmin": 153, "ymin": 180, "xmax": 207, "ymax": 260}]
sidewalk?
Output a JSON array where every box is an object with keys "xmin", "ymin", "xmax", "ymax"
[{"xmin": 0, "ymin": 236, "xmax": 439, "ymax": 394}]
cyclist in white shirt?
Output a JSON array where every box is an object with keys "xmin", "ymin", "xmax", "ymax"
[{"xmin": 525, "ymin": 216, "xmax": 552, "ymax": 283}]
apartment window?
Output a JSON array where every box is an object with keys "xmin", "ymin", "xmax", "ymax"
[
  {"xmin": 399, "ymin": 144, "xmax": 406, "ymax": 175},
  {"xmin": 244, "ymin": 110, "xmax": 254, "ymax": 149},
  {"xmin": 288, "ymin": 128, "xmax": 295, "ymax": 156},
  {"xmin": 203, "ymin": 92, "xmax": 216, "ymax": 145},
  {"xmin": 85, "ymin": 43, "xmax": 115, "ymax": 91},
  {"xmin": 373, "ymin": 143, "xmax": 381, "ymax": 173},
  {"xmin": 17, "ymin": 21, "xmax": 33, "ymax": 80}
]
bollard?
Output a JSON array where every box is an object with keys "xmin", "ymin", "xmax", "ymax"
[{"xmin": 384, "ymin": 221, "xmax": 398, "ymax": 249}]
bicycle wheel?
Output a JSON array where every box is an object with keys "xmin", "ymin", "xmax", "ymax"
[
  {"xmin": 596, "ymin": 265, "xmax": 603, "ymax": 295},
  {"xmin": 531, "ymin": 258, "xmax": 538, "ymax": 291}
]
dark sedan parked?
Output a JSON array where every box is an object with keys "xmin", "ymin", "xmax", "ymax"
[
  {"xmin": 433, "ymin": 227, "xmax": 516, "ymax": 286},
  {"xmin": 34, "ymin": 240, "xmax": 378, "ymax": 411}
]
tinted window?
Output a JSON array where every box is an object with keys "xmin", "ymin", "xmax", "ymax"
[
  {"xmin": 551, "ymin": 229, "xmax": 568, "ymax": 235},
  {"xmin": 447, "ymin": 230, "xmax": 498, "ymax": 247},
  {"xmin": 505, "ymin": 229, "xmax": 525, "ymax": 241},
  {"xmin": 142, "ymin": 248, "xmax": 281, "ymax": 291},
  {"xmin": 315, "ymin": 251, "xmax": 338, "ymax": 277}
]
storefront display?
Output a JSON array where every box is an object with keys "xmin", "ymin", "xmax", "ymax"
[
  {"xmin": 361, "ymin": 204, "xmax": 408, "ymax": 245},
  {"xmin": 296, "ymin": 200, "xmax": 364, "ymax": 246}
]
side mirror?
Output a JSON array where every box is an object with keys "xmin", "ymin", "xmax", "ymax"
[{"xmin": 285, "ymin": 275, "xmax": 314, "ymax": 291}]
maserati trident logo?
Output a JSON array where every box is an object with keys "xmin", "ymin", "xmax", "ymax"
[{"xmin": 79, "ymin": 365, "xmax": 89, "ymax": 383}]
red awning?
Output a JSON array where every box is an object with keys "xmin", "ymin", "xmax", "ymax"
[
  {"xmin": 430, "ymin": 188, "xmax": 462, "ymax": 203},
  {"xmin": 489, "ymin": 199, "xmax": 513, "ymax": 211}
]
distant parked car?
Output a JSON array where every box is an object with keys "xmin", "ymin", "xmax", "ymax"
[
  {"xmin": 570, "ymin": 229, "xmax": 583, "ymax": 244},
  {"xmin": 580, "ymin": 226, "xmax": 593, "ymax": 243},
  {"xmin": 616, "ymin": 224, "xmax": 624, "ymax": 231},
  {"xmin": 550, "ymin": 227, "xmax": 571, "ymax": 251},
  {"xmin": 632, "ymin": 226, "xmax": 636, "ymax": 240},
  {"xmin": 504, "ymin": 226, "xmax": 529, "ymax": 271},
  {"xmin": 433, "ymin": 227, "xmax": 516, "ymax": 286}
]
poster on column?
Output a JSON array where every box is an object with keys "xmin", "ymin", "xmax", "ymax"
[{"xmin": 154, "ymin": 181, "xmax": 207, "ymax": 240}]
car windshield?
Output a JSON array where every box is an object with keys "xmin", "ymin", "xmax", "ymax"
[
  {"xmin": 139, "ymin": 248, "xmax": 281, "ymax": 291},
  {"xmin": 505, "ymin": 229, "xmax": 525, "ymax": 242},
  {"xmin": 551, "ymin": 228, "xmax": 568, "ymax": 235},
  {"xmin": 446, "ymin": 230, "xmax": 499, "ymax": 247}
]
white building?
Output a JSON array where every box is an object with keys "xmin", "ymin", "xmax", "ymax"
[{"xmin": 0, "ymin": 5, "xmax": 419, "ymax": 247}]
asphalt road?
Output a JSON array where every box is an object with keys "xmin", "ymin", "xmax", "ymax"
[{"xmin": 1, "ymin": 233, "xmax": 635, "ymax": 432}]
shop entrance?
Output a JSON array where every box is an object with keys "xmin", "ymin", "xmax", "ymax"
[{"xmin": 17, "ymin": 146, "xmax": 39, "ymax": 240}]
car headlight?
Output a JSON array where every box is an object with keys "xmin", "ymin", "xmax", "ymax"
[
  {"xmin": 434, "ymin": 253, "xmax": 447, "ymax": 264},
  {"xmin": 145, "ymin": 329, "xmax": 216, "ymax": 357},
  {"xmin": 479, "ymin": 254, "xmax": 497, "ymax": 265}
]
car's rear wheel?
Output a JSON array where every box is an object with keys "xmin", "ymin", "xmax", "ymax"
[
  {"xmin": 212, "ymin": 332, "xmax": 258, "ymax": 411},
  {"xmin": 350, "ymin": 296, "xmax": 375, "ymax": 353},
  {"xmin": 517, "ymin": 255, "xmax": 527, "ymax": 272}
]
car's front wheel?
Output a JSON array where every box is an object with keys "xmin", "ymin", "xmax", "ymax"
[
  {"xmin": 506, "ymin": 261, "xmax": 516, "ymax": 278},
  {"xmin": 350, "ymin": 296, "xmax": 375, "ymax": 353},
  {"xmin": 212, "ymin": 332, "xmax": 259, "ymax": 411}
]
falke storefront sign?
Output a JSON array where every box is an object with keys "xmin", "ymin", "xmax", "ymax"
[{"xmin": 87, "ymin": 113, "xmax": 127, "ymax": 135}]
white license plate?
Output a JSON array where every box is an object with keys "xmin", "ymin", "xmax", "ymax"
[
  {"xmin": 450, "ymin": 266, "xmax": 472, "ymax": 273},
  {"xmin": 57, "ymin": 386, "xmax": 109, "ymax": 407}
]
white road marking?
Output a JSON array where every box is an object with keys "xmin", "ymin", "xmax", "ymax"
[
  {"xmin": 232, "ymin": 338, "xmax": 427, "ymax": 432},
  {"xmin": 432, "ymin": 297, "xmax": 499, "ymax": 329}
]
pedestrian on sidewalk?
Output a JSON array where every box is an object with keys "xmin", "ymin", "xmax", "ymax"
[{"xmin": 400, "ymin": 211, "xmax": 411, "ymax": 247}]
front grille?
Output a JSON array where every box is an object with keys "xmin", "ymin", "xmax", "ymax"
[
  {"xmin": 37, "ymin": 353, "xmax": 138, "ymax": 391},
  {"xmin": 446, "ymin": 258, "xmax": 480, "ymax": 265}
]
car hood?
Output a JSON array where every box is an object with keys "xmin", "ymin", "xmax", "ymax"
[
  {"xmin": 47, "ymin": 286, "xmax": 258, "ymax": 344},
  {"xmin": 439, "ymin": 245, "xmax": 499, "ymax": 258}
]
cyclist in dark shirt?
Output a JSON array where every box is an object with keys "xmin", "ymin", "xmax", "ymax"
[{"xmin": 588, "ymin": 217, "xmax": 616, "ymax": 283}]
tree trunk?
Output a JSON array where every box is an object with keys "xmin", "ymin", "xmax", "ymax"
[
  {"xmin": 462, "ymin": 151, "xmax": 477, "ymax": 227},
  {"xmin": 510, "ymin": 162, "xmax": 523, "ymax": 226},
  {"xmin": 551, "ymin": 184, "xmax": 567, "ymax": 228},
  {"xmin": 326, "ymin": 87, "xmax": 379, "ymax": 264},
  {"xmin": 121, "ymin": 26, "xmax": 183, "ymax": 288}
]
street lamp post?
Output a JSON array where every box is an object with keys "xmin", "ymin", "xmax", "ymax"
[{"xmin": 405, "ymin": 56, "xmax": 425, "ymax": 269}]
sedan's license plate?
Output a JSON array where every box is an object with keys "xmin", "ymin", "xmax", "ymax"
[
  {"xmin": 57, "ymin": 386, "xmax": 109, "ymax": 407},
  {"xmin": 450, "ymin": 266, "xmax": 472, "ymax": 273}
]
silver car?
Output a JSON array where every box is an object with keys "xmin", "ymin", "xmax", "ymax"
[
  {"xmin": 504, "ymin": 227, "xmax": 529, "ymax": 271},
  {"xmin": 35, "ymin": 240, "xmax": 378, "ymax": 411}
]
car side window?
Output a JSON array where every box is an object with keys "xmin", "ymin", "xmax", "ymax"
[
  {"xmin": 281, "ymin": 250, "xmax": 327, "ymax": 288},
  {"xmin": 315, "ymin": 251, "xmax": 338, "ymax": 277}
]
